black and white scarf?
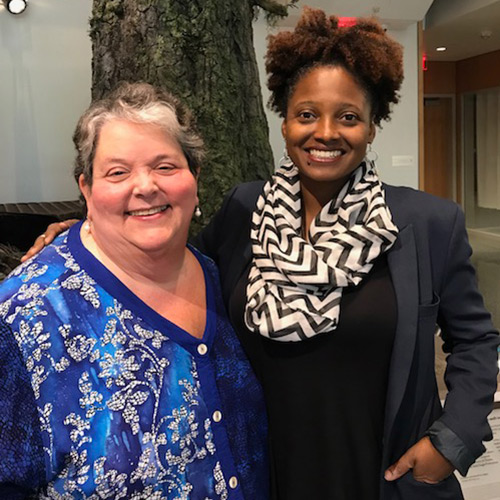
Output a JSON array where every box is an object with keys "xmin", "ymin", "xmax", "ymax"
[{"xmin": 244, "ymin": 159, "xmax": 399, "ymax": 342}]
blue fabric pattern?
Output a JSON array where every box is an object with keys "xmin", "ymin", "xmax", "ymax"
[
  {"xmin": 0, "ymin": 320, "xmax": 45, "ymax": 499},
  {"xmin": 0, "ymin": 222, "xmax": 268, "ymax": 499}
]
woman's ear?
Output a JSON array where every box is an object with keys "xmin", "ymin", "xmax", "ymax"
[
  {"xmin": 194, "ymin": 168, "xmax": 200, "ymax": 207},
  {"xmin": 369, "ymin": 122, "xmax": 376, "ymax": 143},
  {"xmin": 281, "ymin": 120, "xmax": 287, "ymax": 140},
  {"xmin": 79, "ymin": 174, "xmax": 89, "ymax": 198},
  {"xmin": 192, "ymin": 167, "xmax": 200, "ymax": 209},
  {"xmin": 78, "ymin": 175, "xmax": 92, "ymax": 218}
]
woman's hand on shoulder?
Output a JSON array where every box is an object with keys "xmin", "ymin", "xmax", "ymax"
[
  {"xmin": 384, "ymin": 436, "xmax": 455, "ymax": 484},
  {"xmin": 21, "ymin": 219, "xmax": 80, "ymax": 262}
]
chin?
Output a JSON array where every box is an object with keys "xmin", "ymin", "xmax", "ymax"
[{"xmin": 132, "ymin": 237, "xmax": 173, "ymax": 254}]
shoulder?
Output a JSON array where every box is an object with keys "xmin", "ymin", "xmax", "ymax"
[
  {"xmin": 383, "ymin": 184, "xmax": 462, "ymax": 229},
  {"xmin": 223, "ymin": 180, "xmax": 266, "ymax": 216},
  {"xmin": 383, "ymin": 184, "xmax": 459, "ymax": 213},
  {"xmin": 201, "ymin": 180, "xmax": 266, "ymax": 239},
  {"xmin": 0, "ymin": 230, "xmax": 76, "ymax": 313}
]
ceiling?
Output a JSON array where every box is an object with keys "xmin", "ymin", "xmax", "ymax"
[
  {"xmin": 278, "ymin": 0, "xmax": 433, "ymax": 28},
  {"xmin": 277, "ymin": 0, "xmax": 500, "ymax": 62},
  {"xmin": 424, "ymin": 0, "xmax": 500, "ymax": 61}
]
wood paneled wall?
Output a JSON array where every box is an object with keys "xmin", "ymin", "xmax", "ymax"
[
  {"xmin": 423, "ymin": 50, "xmax": 500, "ymax": 204},
  {"xmin": 424, "ymin": 61, "xmax": 456, "ymax": 94},
  {"xmin": 425, "ymin": 50, "xmax": 500, "ymax": 95},
  {"xmin": 457, "ymin": 49, "xmax": 500, "ymax": 93}
]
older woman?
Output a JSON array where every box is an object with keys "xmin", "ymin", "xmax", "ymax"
[
  {"xmin": 23, "ymin": 8, "xmax": 500, "ymax": 500},
  {"xmin": 0, "ymin": 83, "xmax": 267, "ymax": 499}
]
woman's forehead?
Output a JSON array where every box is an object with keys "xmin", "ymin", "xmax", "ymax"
[{"xmin": 288, "ymin": 65, "xmax": 372, "ymax": 110}]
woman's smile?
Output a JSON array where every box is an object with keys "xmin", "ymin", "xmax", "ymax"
[
  {"xmin": 306, "ymin": 148, "xmax": 344, "ymax": 162},
  {"xmin": 126, "ymin": 204, "xmax": 170, "ymax": 217}
]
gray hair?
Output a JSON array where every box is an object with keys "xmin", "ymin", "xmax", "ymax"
[{"xmin": 73, "ymin": 82, "xmax": 205, "ymax": 187}]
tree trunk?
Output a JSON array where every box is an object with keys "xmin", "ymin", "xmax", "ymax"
[{"xmin": 90, "ymin": 0, "xmax": 283, "ymax": 230}]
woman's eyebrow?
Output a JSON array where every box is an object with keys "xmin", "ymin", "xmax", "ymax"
[{"xmin": 101, "ymin": 153, "xmax": 179, "ymax": 166}]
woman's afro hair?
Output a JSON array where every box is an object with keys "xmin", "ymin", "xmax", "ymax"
[{"xmin": 266, "ymin": 7, "xmax": 404, "ymax": 125}]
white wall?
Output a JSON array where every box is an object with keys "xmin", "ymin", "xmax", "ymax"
[
  {"xmin": 376, "ymin": 24, "xmax": 419, "ymax": 189},
  {"xmin": 253, "ymin": 17, "xmax": 420, "ymax": 189},
  {"xmin": 0, "ymin": 0, "xmax": 92, "ymax": 203}
]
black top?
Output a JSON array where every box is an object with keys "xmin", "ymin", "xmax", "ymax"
[{"xmin": 229, "ymin": 255, "xmax": 397, "ymax": 500}]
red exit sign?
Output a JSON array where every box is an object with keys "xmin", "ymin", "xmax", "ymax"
[{"xmin": 338, "ymin": 17, "xmax": 357, "ymax": 27}]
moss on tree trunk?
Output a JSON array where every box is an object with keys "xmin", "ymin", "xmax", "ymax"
[{"xmin": 90, "ymin": 0, "xmax": 290, "ymax": 231}]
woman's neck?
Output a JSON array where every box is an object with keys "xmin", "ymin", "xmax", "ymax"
[
  {"xmin": 80, "ymin": 226, "xmax": 187, "ymax": 290},
  {"xmin": 300, "ymin": 178, "xmax": 342, "ymax": 239}
]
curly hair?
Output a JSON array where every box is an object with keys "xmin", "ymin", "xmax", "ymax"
[
  {"xmin": 266, "ymin": 7, "xmax": 404, "ymax": 125},
  {"xmin": 73, "ymin": 82, "xmax": 204, "ymax": 187}
]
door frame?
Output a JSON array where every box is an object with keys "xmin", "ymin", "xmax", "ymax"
[{"xmin": 423, "ymin": 93, "xmax": 457, "ymax": 202}]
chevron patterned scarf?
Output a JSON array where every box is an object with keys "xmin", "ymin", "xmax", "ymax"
[{"xmin": 244, "ymin": 159, "xmax": 399, "ymax": 342}]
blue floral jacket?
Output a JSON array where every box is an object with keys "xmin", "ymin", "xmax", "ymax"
[{"xmin": 0, "ymin": 222, "xmax": 268, "ymax": 499}]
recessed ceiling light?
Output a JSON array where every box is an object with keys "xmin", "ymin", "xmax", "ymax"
[{"xmin": 436, "ymin": 47, "xmax": 447, "ymax": 52}]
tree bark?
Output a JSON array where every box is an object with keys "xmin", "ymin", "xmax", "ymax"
[{"xmin": 90, "ymin": 0, "xmax": 286, "ymax": 230}]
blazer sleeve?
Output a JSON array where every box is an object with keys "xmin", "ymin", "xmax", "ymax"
[
  {"xmin": 0, "ymin": 319, "xmax": 45, "ymax": 497},
  {"xmin": 428, "ymin": 205, "xmax": 499, "ymax": 475}
]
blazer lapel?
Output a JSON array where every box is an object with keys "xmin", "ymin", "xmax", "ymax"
[{"xmin": 384, "ymin": 224, "xmax": 420, "ymax": 444}]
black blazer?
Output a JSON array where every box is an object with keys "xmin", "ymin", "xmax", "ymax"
[{"xmin": 195, "ymin": 181, "xmax": 499, "ymax": 500}]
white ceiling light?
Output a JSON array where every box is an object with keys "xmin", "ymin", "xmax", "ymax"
[
  {"xmin": 436, "ymin": 47, "xmax": 447, "ymax": 52},
  {"xmin": 2, "ymin": 0, "xmax": 28, "ymax": 15}
]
